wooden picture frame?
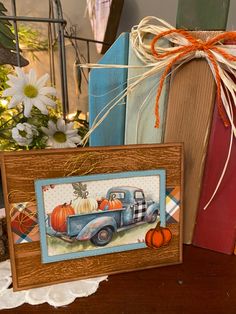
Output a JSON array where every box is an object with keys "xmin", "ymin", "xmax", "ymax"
[
  {"xmin": 87, "ymin": 0, "xmax": 124, "ymax": 54},
  {"xmin": 1, "ymin": 144, "xmax": 183, "ymax": 291}
]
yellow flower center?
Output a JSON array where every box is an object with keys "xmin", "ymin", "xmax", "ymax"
[
  {"xmin": 24, "ymin": 84, "xmax": 38, "ymax": 98},
  {"xmin": 53, "ymin": 131, "xmax": 66, "ymax": 143}
]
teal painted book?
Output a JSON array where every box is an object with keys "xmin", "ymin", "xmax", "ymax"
[
  {"xmin": 125, "ymin": 37, "xmax": 169, "ymax": 144},
  {"xmin": 89, "ymin": 33, "xmax": 129, "ymax": 146}
]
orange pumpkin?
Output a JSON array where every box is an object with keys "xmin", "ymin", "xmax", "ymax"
[
  {"xmin": 99, "ymin": 194, "xmax": 122, "ymax": 211},
  {"xmin": 145, "ymin": 222, "xmax": 172, "ymax": 249},
  {"xmin": 161, "ymin": 227, "xmax": 172, "ymax": 245},
  {"xmin": 51, "ymin": 203, "xmax": 75, "ymax": 232}
]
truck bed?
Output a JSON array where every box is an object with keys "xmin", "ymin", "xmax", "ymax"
[{"xmin": 66, "ymin": 208, "xmax": 125, "ymax": 237}]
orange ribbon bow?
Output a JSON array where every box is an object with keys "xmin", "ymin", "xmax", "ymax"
[{"xmin": 150, "ymin": 29, "xmax": 236, "ymax": 128}]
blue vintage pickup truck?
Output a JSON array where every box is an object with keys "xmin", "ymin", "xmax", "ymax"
[{"xmin": 47, "ymin": 186, "xmax": 163, "ymax": 246}]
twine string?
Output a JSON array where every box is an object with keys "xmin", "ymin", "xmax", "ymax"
[{"xmin": 150, "ymin": 28, "xmax": 236, "ymax": 128}]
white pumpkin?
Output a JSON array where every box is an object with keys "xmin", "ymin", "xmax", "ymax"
[
  {"xmin": 72, "ymin": 197, "xmax": 98, "ymax": 214},
  {"xmin": 72, "ymin": 197, "xmax": 82, "ymax": 213},
  {"xmin": 72, "ymin": 183, "xmax": 98, "ymax": 214}
]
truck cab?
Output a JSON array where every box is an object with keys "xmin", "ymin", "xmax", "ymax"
[
  {"xmin": 107, "ymin": 186, "xmax": 145, "ymax": 205},
  {"xmin": 106, "ymin": 186, "xmax": 158, "ymax": 225}
]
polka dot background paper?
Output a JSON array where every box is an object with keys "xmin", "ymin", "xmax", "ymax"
[{"xmin": 43, "ymin": 175, "xmax": 160, "ymax": 214}]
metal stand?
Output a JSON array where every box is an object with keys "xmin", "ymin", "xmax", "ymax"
[
  {"xmin": 0, "ymin": 0, "xmax": 69, "ymax": 117},
  {"xmin": 0, "ymin": 0, "xmax": 110, "ymax": 118}
]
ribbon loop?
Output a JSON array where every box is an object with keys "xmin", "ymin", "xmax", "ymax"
[{"xmin": 150, "ymin": 27, "xmax": 236, "ymax": 128}]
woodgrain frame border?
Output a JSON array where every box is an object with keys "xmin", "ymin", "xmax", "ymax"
[{"xmin": 1, "ymin": 143, "xmax": 183, "ymax": 291}]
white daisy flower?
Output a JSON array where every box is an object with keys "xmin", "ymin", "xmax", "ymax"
[
  {"xmin": 42, "ymin": 118, "xmax": 81, "ymax": 148},
  {"xmin": 3, "ymin": 67, "xmax": 57, "ymax": 117},
  {"xmin": 12, "ymin": 122, "xmax": 38, "ymax": 146}
]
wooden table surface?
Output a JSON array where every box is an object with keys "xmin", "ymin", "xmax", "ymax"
[{"xmin": 1, "ymin": 245, "xmax": 236, "ymax": 314}]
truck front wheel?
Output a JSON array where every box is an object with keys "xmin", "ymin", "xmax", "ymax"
[
  {"xmin": 90, "ymin": 227, "xmax": 114, "ymax": 246},
  {"xmin": 147, "ymin": 211, "xmax": 158, "ymax": 223}
]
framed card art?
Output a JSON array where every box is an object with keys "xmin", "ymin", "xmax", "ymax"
[
  {"xmin": 35, "ymin": 170, "xmax": 166, "ymax": 263},
  {"xmin": 1, "ymin": 144, "xmax": 183, "ymax": 291}
]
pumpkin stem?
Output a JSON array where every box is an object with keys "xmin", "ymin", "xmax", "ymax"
[
  {"xmin": 82, "ymin": 191, "xmax": 89, "ymax": 199},
  {"xmin": 109, "ymin": 193, "xmax": 116, "ymax": 201},
  {"xmin": 154, "ymin": 221, "xmax": 161, "ymax": 230}
]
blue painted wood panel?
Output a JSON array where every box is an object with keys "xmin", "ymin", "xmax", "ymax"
[
  {"xmin": 125, "ymin": 37, "xmax": 169, "ymax": 144},
  {"xmin": 89, "ymin": 33, "xmax": 129, "ymax": 146}
]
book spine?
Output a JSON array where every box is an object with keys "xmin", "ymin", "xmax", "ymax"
[
  {"xmin": 165, "ymin": 0, "xmax": 230, "ymax": 244},
  {"xmin": 193, "ymin": 96, "xmax": 236, "ymax": 255},
  {"xmin": 164, "ymin": 50, "xmax": 216, "ymax": 244}
]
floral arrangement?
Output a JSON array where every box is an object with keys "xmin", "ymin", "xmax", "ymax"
[{"xmin": 0, "ymin": 67, "xmax": 88, "ymax": 150}]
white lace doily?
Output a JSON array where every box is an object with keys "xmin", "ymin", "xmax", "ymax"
[{"xmin": 0, "ymin": 260, "xmax": 107, "ymax": 309}]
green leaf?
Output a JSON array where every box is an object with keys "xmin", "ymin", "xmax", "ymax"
[
  {"xmin": 72, "ymin": 183, "xmax": 82, "ymax": 190},
  {"xmin": 0, "ymin": 31, "xmax": 16, "ymax": 50},
  {"xmin": 0, "ymin": 22, "xmax": 15, "ymax": 40},
  {"xmin": 0, "ymin": 3, "xmax": 7, "ymax": 12},
  {"xmin": 72, "ymin": 182, "xmax": 88, "ymax": 198},
  {"xmin": 81, "ymin": 184, "xmax": 87, "ymax": 191}
]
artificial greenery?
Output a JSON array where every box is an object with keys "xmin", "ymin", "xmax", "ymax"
[
  {"xmin": 0, "ymin": 2, "xmax": 16, "ymax": 51},
  {"xmin": 14, "ymin": 24, "xmax": 50, "ymax": 61},
  {"xmin": 0, "ymin": 2, "xmax": 48, "ymax": 53},
  {"xmin": 0, "ymin": 106, "xmax": 49, "ymax": 150},
  {"xmin": 0, "ymin": 3, "xmax": 88, "ymax": 150},
  {"xmin": 71, "ymin": 110, "xmax": 89, "ymax": 139},
  {"xmin": 0, "ymin": 65, "xmax": 12, "ymax": 93},
  {"xmin": 16, "ymin": 24, "xmax": 48, "ymax": 51}
]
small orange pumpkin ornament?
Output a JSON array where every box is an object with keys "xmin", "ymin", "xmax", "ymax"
[
  {"xmin": 51, "ymin": 202, "xmax": 75, "ymax": 232},
  {"xmin": 145, "ymin": 222, "xmax": 172, "ymax": 249},
  {"xmin": 99, "ymin": 194, "xmax": 123, "ymax": 211}
]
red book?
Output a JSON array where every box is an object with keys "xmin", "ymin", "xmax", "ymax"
[{"xmin": 193, "ymin": 103, "xmax": 236, "ymax": 255}]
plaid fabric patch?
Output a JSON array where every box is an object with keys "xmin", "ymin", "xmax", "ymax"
[
  {"xmin": 133, "ymin": 201, "xmax": 147, "ymax": 222},
  {"xmin": 10, "ymin": 202, "xmax": 39, "ymax": 244},
  {"xmin": 166, "ymin": 187, "xmax": 180, "ymax": 222}
]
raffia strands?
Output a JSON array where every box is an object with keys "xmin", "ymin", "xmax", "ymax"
[
  {"xmin": 150, "ymin": 29, "xmax": 236, "ymax": 129},
  {"xmin": 80, "ymin": 16, "xmax": 236, "ymax": 145},
  {"xmin": 7, "ymin": 190, "xmax": 36, "ymax": 205},
  {"xmin": 63, "ymin": 151, "xmax": 160, "ymax": 177}
]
